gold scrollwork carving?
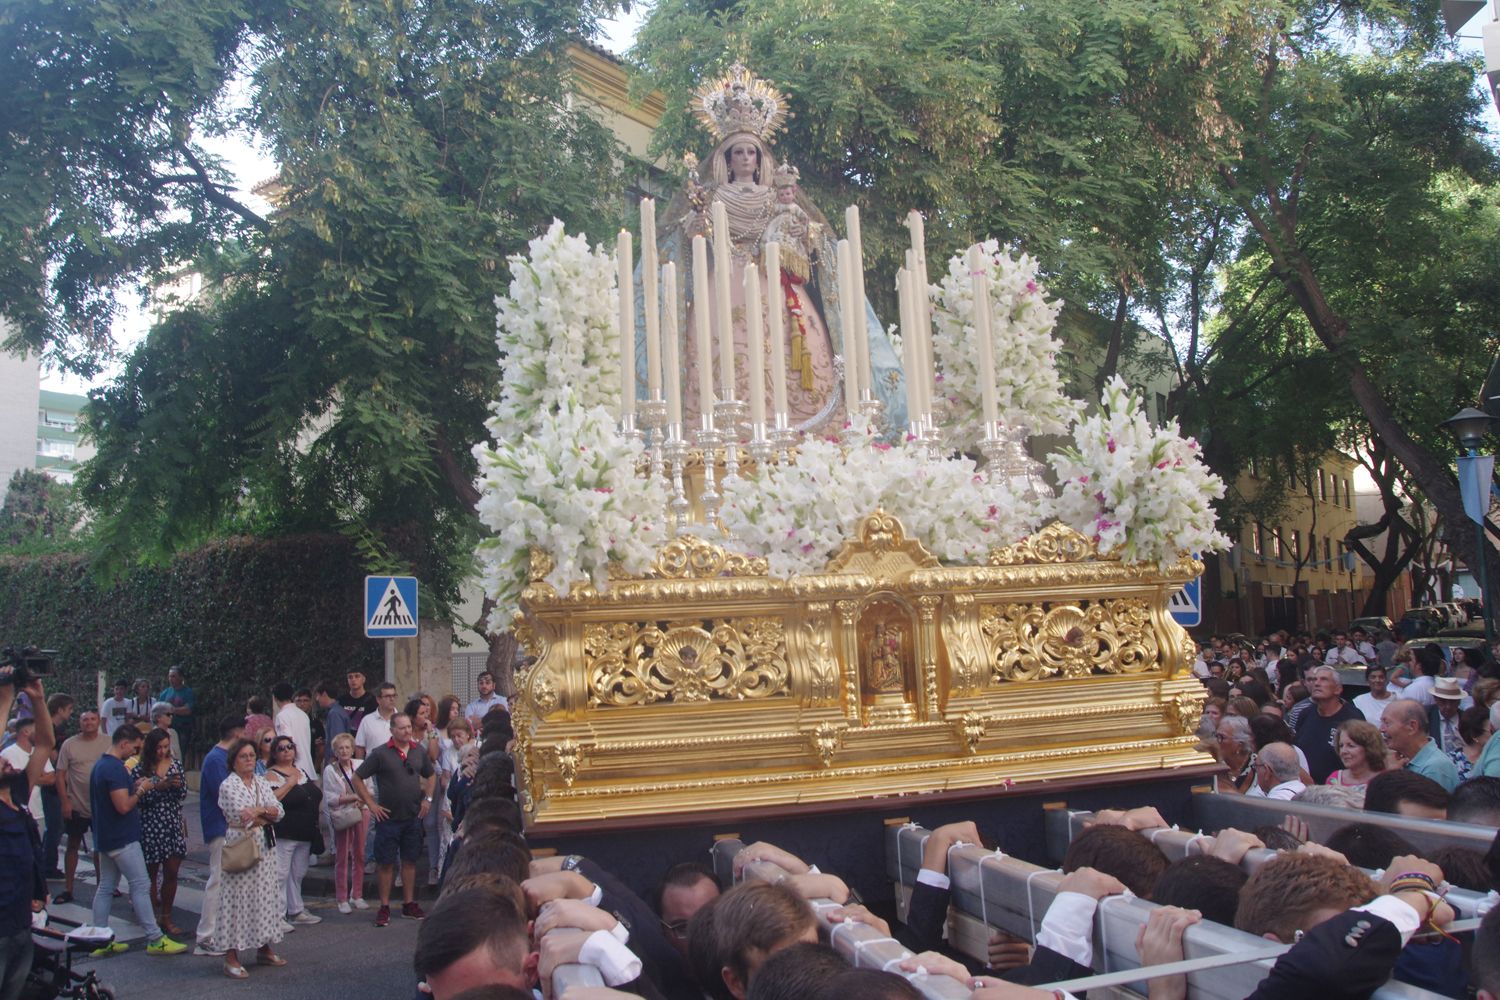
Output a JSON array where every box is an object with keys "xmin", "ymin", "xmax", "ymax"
[
  {"xmin": 528, "ymin": 547, "xmax": 556, "ymax": 582},
  {"xmin": 585, "ymin": 619, "xmax": 789, "ymax": 707},
  {"xmin": 1165, "ymin": 691, "xmax": 1204, "ymax": 736},
  {"xmin": 987, "ymin": 522, "xmax": 1100, "ymax": 565},
  {"xmin": 955, "ymin": 712, "xmax": 987, "ymax": 754},
  {"xmin": 652, "ymin": 535, "xmax": 770, "ymax": 579},
  {"xmin": 808, "ymin": 722, "xmax": 843, "ymax": 767},
  {"xmin": 826, "ymin": 510, "xmax": 940, "ymax": 574},
  {"xmin": 799, "ymin": 603, "xmax": 839, "ymax": 703},
  {"xmin": 981, "ymin": 599, "xmax": 1160, "ymax": 682},
  {"xmin": 554, "ymin": 739, "xmax": 583, "ymax": 787}
]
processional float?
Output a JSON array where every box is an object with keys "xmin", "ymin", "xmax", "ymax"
[{"xmin": 474, "ymin": 64, "xmax": 1225, "ymax": 828}]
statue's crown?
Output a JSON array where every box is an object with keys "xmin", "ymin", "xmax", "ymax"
[
  {"xmin": 772, "ymin": 163, "xmax": 800, "ymax": 188},
  {"xmin": 692, "ymin": 63, "xmax": 789, "ymax": 143}
]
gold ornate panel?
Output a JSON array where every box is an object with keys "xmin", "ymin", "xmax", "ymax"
[{"xmin": 514, "ymin": 512, "xmax": 1212, "ymax": 826}]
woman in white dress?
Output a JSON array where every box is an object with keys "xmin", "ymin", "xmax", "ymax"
[{"xmin": 216, "ymin": 738, "xmax": 286, "ymax": 978}]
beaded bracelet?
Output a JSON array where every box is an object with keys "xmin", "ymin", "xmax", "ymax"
[{"xmin": 1388, "ymin": 871, "xmax": 1438, "ymax": 892}]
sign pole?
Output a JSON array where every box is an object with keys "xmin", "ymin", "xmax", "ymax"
[{"xmin": 384, "ymin": 638, "xmax": 395, "ymax": 686}]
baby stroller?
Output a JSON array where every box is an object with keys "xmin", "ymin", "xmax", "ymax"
[{"xmin": 21, "ymin": 911, "xmax": 115, "ymax": 1000}]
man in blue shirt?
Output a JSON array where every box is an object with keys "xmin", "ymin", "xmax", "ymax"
[
  {"xmin": 313, "ymin": 682, "xmax": 352, "ymax": 770},
  {"xmin": 192, "ymin": 716, "xmax": 243, "ymax": 957},
  {"xmin": 88, "ymin": 726, "xmax": 187, "ymax": 956},
  {"xmin": 157, "ymin": 667, "xmax": 195, "ymax": 761},
  {"xmin": 1380, "ymin": 698, "xmax": 1460, "ymax": 792}
]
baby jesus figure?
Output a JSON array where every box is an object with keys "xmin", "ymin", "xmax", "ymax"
[{"xmin": 761, "ymin": 164, "xmax": 820, "ymax": 390}]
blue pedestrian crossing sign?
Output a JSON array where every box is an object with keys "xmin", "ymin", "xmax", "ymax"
[
  {"xmin": 365, "ymin": 576, "xmax": 419, "ymax": 638},
  {"xmin": 1169, "ymin": 576, "xmax": 1202, "ymax": 628}
]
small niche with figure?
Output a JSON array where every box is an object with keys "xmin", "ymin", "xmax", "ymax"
[{"xmin": 856, "ymin": 599, "xmax": 917, "ymax": 722}]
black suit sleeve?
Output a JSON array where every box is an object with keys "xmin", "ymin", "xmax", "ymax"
[
  {"xmin": 1243, "ymin": 911, "xmax": 1403, "ymax": 1000},
  {"xmin": 901, "ymin": 879, "xmax": 952, "ymax": 953},
  {"xmin": 576, "ymin": 858, "xmax": 697, "ymax": 1000},
  {"xmin": 1003, "ymin": 946, "xmax": 1092, "ymax": 987}
]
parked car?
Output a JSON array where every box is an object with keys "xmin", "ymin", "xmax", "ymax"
[
  {"xmin": 1348, "ymin": 615, "xmax": 1395, "ymax": 637},
  {"xmin": 1396, "ymin": 607, "xmax": 1443, "ymax": 638}
]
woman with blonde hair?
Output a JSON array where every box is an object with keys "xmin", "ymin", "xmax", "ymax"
[
  {"xmin": 1325, "ymin": 720, "xmax": 1386, "ymax": 789},
  {"xmin": 321, "ymin": 732, "xmax": 368, "ymax": 913}
]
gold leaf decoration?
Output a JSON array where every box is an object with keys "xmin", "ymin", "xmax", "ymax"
[
  {"xmin": 988, "ymin": 522, "xmax": 1100, "ymax": 565},
  {"xmin": 652, "ymin": 535, "xmax": 770, "ymax": 579},
  {"xmin": 980, "ymin": 598, "xmax": 1160, "ymax": 682},
  {"xmin": 585, "ymin": 619, "xmax": 790, "ymax": 707}
]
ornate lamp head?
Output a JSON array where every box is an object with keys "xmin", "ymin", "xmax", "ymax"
[{"xmin": 692, "ymin": 63, "xmax": 790, "ymax": 143}]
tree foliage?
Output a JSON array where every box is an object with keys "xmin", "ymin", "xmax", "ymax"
[
  {"xmin": 0, "ymin": 470, "xmax": 83, "ymax": 552},
  {"xmin": 3, "ymin": 1, "xmax": 627, "ymax": 617}
]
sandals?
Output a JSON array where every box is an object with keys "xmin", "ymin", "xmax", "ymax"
[
  {"xmin": 257, "ymin": 952, "xmax": 287, "ymax": 967},
  {"xmin": 223, "ymin": 964, "xmax": 249, "ymax": 979}
]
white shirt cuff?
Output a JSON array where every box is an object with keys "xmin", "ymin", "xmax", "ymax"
[
  {"xmin": 584, "ymin": 882, "xmax": 603, "ymax": 907},
  {"xmin": 578, "ymin": 930, "xmax": 643, "ymax": 987},
  {"xmin": 916, "ymin": 869, "xmax": 951, "ymax": 891},
  {"xmin": 1036, "ymin": 891, "xmax": 1101, "ymax": 967},
  {"xmin": 1354, "ymin": 895, "xmax": 1423, "ymax": 946},
  {"xmin": 608, "ymin": 922, "xmax": 629, "ymax": 944}
]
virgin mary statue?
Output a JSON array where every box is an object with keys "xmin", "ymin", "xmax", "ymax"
[{"xmin": 636, "ymin": 64, "xmax": 906, "ymax": 434}]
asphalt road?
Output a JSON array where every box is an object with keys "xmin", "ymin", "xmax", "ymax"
[{"xmin": 43, "ymin": 790, "xmax": 428, "ymax": 1000}]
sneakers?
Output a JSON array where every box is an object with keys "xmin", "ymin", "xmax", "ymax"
[
  {"xmin": 195, "ymin": 943, "xmax": 227, "ymax": 957},
  {"xmin": 337, "ymin": 901, "xmax": 352, "ymax": 915},
  {"xmin": 363, "ymin": 860, "xmax": 375, "ymax": 875},
  {"xmin": 91, "ymin": 942, "xmax": 128, "ymax": 958},
  {"xmin": 351, "ymin": 898, "xmax": 369, "ymax": 910},
  {"xmin": 374, "ymin": 905, "xmax": 390, "ymax": 928},
  {"xmin": 278, "ymin": 920, "xmax": 295, "ymax": 935},
  {"xmin": 147, "ymin": 936, "xmax": 188, "ymax": 956},
  {"xmin": 401, "ymin": 901, "xmax": 425, "ymax": 920},
  {"xmin": 290, "ymin": 911, "xmax": 322, "ymax": 925}
]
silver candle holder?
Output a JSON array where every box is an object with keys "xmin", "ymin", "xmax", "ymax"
[
  {"xmin": 857, "ymin": 389, "xmax": 885, "ymax": 427},
  {"xmin": 694, "ymin": 413, "xmax": 723, "ymax": 526},
  {"xmin": 663, "ymin": 428, "xmax": 691, "ymax": 534},
  {"xmin": 746, "ymin": 419, "xmax": 773, "ymax": 468},
  {"xmin": 638, "ymin": 399, "xmax": 668, "ymax": 487},
  {"xmin": 771, "ymin": 412, "xmax": 797, "ymax": 462},
  {"xmin": 619, "ymin": 408, "xmax": 644, "ymax": 447},
  {"xmin": 980, "ymin": 421, "xmax": 1051, "ymax": 500},
  {"xmin": 715, "ymin": 399, "xmax": 748, "ymax": 483}
]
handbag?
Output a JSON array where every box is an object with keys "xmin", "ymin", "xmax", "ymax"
[
  {"xmin": 222, "ymin": 827, "xmax": 263, "ymax": 872},
  {"xmin": 329, "ymin": 763, "xmax": 365, "ymax": 831}
]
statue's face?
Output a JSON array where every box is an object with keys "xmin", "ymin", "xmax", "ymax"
[
  {"xmin": 728, "ymin": 142, "xmax": 759, "ymax": 182},
  {"xmin": 777, "ymin": 185, "xmax": 797, "ymax": 204}
]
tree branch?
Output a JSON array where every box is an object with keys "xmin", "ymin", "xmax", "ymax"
[{"xmin": 173, "ymin": 145, "xmax": 270, "ymax": 232}]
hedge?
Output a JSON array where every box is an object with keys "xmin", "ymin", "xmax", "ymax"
[{"xmin": 0, "ymin": 533, "xmax": 384, "ymax": 740}]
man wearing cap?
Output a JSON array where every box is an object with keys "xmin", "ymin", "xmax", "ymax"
[
  {"xmin": 150, "ymin": 703, "xmax": 182, "ymax": 763},
  {"xmin": 1426, "ymin": 677, "xmax": 1470, "ymax": 756}
]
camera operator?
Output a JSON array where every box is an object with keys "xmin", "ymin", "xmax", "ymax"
[{"xmin": 0, "ymin": 663, "xmax": 55, "ymax": 1000}]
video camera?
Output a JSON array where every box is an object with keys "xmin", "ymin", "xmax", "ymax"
[{"xmin": 0, "ymin": 645, "xmax": 54, "ymax": 688}]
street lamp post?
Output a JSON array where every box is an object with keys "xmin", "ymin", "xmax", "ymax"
[{"xmin": 1441, "ymin": 406, "xmax": 1497, "ymax": 644}]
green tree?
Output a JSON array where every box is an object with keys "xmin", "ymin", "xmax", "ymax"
[
  {"xmin": 0, "ymin": 469, "xmax": 82, "ymax": 551},
  {"xmin": 2, "ymin": 0, "xmax": 626, "ymax": 687}
]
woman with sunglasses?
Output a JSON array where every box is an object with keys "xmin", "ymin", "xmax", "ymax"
[
  {"xmin": 246, "ymin": 722, "xmax": 274, "ymax": 777},
  {"xmin": 265, "ymin": 736, "xmax": 323, "ymax": 929}
]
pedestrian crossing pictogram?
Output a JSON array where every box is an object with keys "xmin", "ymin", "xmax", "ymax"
[{"xmin": 365, "ymin": 576, "xmax": 419, "ymax": 637}]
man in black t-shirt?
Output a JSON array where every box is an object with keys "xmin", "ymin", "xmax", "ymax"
[
  {"xmin": 353, "ymin": 712, "xmax": 434, "ymax": 927},
  {"xmin": 1293, "ymin": 665, "xmax": 1364, "ymax": 783},
  {"xmin": 340, "ymin": 668, "xmax": 378, "ymax": 731}
]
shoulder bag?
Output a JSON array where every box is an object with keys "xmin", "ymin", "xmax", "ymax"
[
  {"xmin": 329, "ymin": 763, "xmax": 364, "ymax": 831},
  {"xmin": 221, "ymin": 780, "xmax": 268, "ymax": 872}
]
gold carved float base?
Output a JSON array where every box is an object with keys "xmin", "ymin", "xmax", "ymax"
[{"xmin": 512, "ymin": 514, "xmax": 1213, "ymax": 828}]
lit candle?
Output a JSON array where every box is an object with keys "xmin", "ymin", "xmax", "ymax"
[
  {"xmin": 837, "ymin": 239, "xmax": 859, "ymax": 414},
  {"xmin": 640, "ymin": 198, "xmax": 661, "ymax": 400},
  {"xmin": 691, "ymin": 235, "xmax": 715, "ymax": 426},
  {"xmin": 616, "ymin": 229, "xmax": 634, "ymax": 421},
  {"xmin": 661, "ymin": 262, "xmax": 681, "ymax": 427},
  {"xmin": 711, "ymin": 200, "xmax": 736, "ymax": 400},
  {"xmin": 897, "ymin": 268, "xmax": 920, "ymax": 426},
  {"xmin": 845, "ymin": 205, "xmax": 870, "ymax": 398},
  {"xmin": 744, "ymin": 265, "xmax": 765, "ymax": 429},
  {"xmin": 967, "ymin": 245, "xmax": 998, "ymax": 428},
  {"xmin": 765, "ymin": 243, "xmax": 788, "ymax": 420}
]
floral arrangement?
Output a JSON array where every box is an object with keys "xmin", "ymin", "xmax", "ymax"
[
  {"xmin": 492, "ymin": 220, "xmax": 620, "ymax": 438},
  {"xmin": 930, "ymin": 241, "xmax": 1079, "ymax": 451},
  {"xmin": 473, "ymin": 396, "xmax": 668, "ymax": 615},
  {"xmin": 719, "ymin": 419, "xmax": 1044, "ymax": 577},
  {"xmin": 1047, "ymin": 377, "xmax": 1228, "ymax": 567}
]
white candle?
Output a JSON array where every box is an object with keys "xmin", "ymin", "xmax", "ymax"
[
  {"xmin": 897, "ymin": 268, "xmax": 920, "ymax": 425},
  {"xmin": 661, "ymin": 262, "xmax": 681, "ymax": 427},
  {"xmin": 906, "ymin": 210, "xmax": 934, "ymax": 419},
  {"xmin": 691, "ymin": 235, "xmax": 715, "ymax": 425},
  {"xmin": 744, "ymin": 265, "xmax": 765, "ymax": 428},
  {"xmin": 845, "ymin": 205, "xmax": 870, "ymax": 398},
  {"xmin": 904, "ymin": 248, "xmax": 929, "ymax": 419},
  {"xmin": 765, "ymin": 243, "xmax": 788, "ymax": 420},
  {"xmin": 711, "ymin": 200, "xmax": 736, "ymax": 400},
  {"xmin": 836, "ymin": 239, "xmax": 860, "ymax": 414},
  {"xmin": 640, "ymin": 199, "xmax": 661, "ymax": 400},
  {"xmin": 967, "ymin": 245, "xmax": 998, "ymax": 428},
  {"xmin": 616, "ymin": 229, "xmax": 634, "ymax": 420}
]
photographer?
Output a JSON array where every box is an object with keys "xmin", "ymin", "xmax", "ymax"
[{"xmin": 1, "ymin": 661, "xmax": 55, "ymax": 1000}]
